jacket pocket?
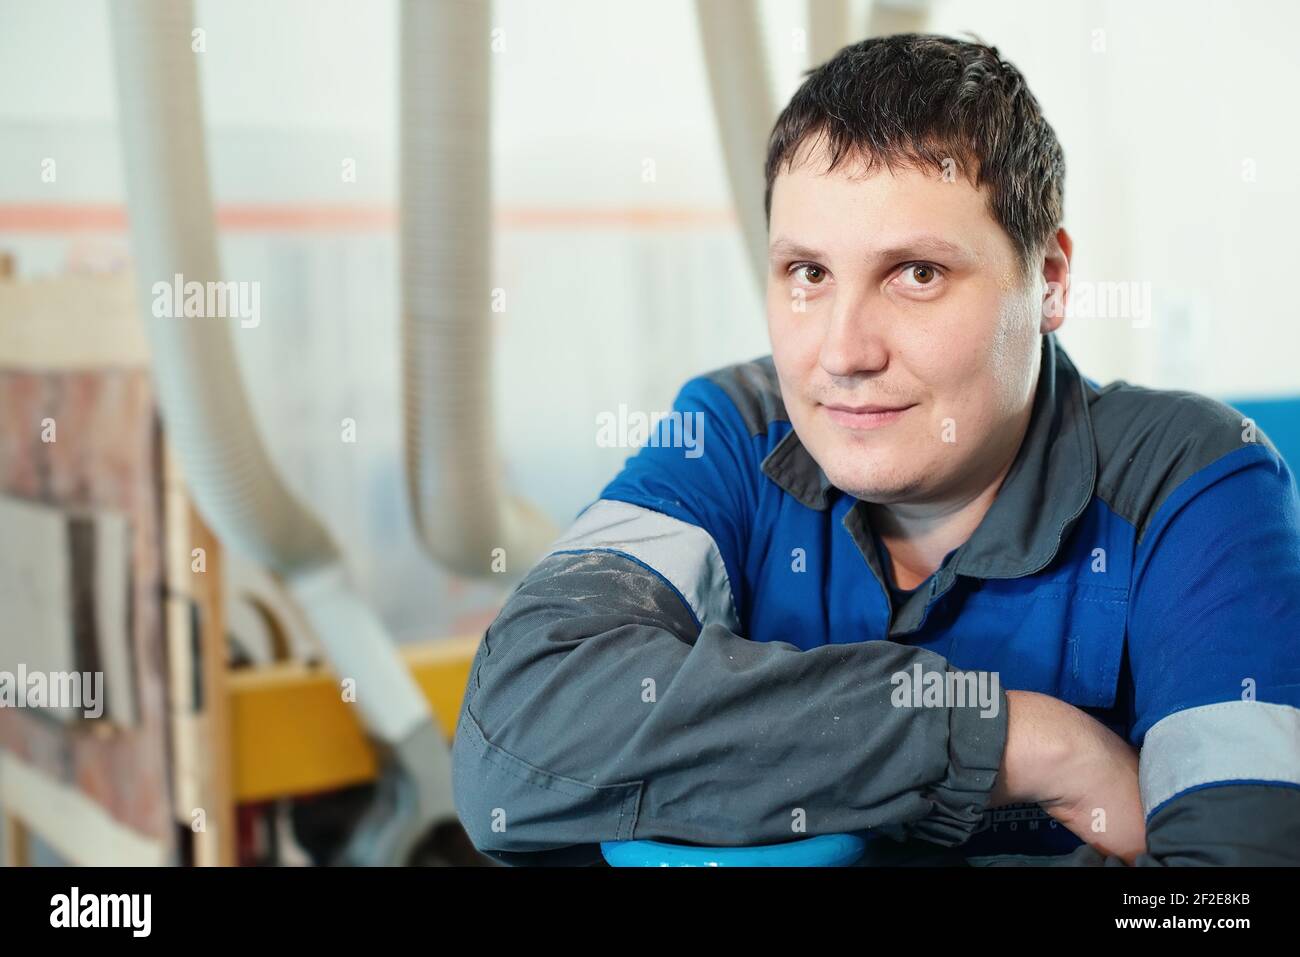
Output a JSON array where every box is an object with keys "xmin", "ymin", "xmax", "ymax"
[
  {"xmin": 1056, "ymin": 586, "xmax": 1128, "ymax": 709},
  {"xmin": 943, "ymin": 582, "xmax": 1128, "ymax": 710}
]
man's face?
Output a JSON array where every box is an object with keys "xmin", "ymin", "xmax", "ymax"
[{"xmin": 766, "ymin": 142, "xmax": 1046, "ymax": 506}]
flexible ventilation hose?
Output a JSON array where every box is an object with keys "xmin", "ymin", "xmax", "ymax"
[{"xmin": 401, "ymin": 0, "xmax": 557, "ymax": 579}]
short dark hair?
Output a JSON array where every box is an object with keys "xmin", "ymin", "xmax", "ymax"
[{"xmin": 764, "ymin": 33, "xmax": 1065, "ymax": 271}]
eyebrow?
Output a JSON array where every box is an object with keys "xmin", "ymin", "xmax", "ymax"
[
  {"xmin": 767, "ymin": 238, "xmax": 827, "ymax": 263},
  {"xmin": 768, "ymin": 235, "xmax": 972, "ymax": 265}
]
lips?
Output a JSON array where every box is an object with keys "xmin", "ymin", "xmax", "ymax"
[
  {"xmin": 824, "ymin": 402, "xmax": 913, "ymax": 415},
  {"xmin": 821, "ymin": 401, "xmax": 916, "ymax": 430}
]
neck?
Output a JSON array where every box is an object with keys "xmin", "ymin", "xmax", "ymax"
[{"xmin": 869, "ymin": 403, "xmax": 1034, "ymax": 591}]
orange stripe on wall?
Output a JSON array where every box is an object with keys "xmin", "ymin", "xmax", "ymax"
[
  {"xmin": 0, "ymin": 204, "xmax": 127, "ymax": 231},
  {"xmin": 0, "ymin": 203, "xmax": 736, "ymax": 233}
]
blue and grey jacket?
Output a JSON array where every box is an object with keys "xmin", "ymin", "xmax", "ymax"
[{"xmin": 453, "ymin": 333, "xmax": 1300, "ymax": 866}]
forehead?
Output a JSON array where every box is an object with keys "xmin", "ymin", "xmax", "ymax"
[{"xmin": 769, "ymin": 140, "xmax": 1011, "ymax": 261}]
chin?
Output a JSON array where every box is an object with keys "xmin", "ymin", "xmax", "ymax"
[{"xmin": 820, "ymin": 454, "xmax": 927, "ymax": 503}]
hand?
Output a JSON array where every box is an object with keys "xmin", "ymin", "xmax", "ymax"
[
  {"xmin": 990, "ymin": 690, "xmax": 1146, "ymax": 863},
  {"xmin": 1040, "ymin": 718, "xmax": 1145, "ymax": 863}
]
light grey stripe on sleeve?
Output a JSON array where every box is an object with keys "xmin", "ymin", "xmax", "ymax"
[
  {"xmin": 1139, "ymin": 700, "xmax": 1300, "ymax": 815},
  {"xmin": 545, "ymin": 499, "xmax": 740, "ymax": 632}
]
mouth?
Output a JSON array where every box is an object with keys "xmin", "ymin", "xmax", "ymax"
[{"xmin": 820, "ymin": 401, "xmax": 917, "ymax": 431}]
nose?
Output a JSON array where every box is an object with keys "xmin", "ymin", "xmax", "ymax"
[{"xmin": 817, "ymin": 292, "xmax": 890, "ymax": 380}]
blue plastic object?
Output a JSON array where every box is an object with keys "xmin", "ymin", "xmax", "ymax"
[
  {"xmin": 600, "ymin": 832, "xmax": 866, "ymax": 867},
  {"xmin": 1227, "ymin": 396, "xmax": 1300, "ymax": 471}
]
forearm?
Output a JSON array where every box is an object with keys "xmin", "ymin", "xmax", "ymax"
[
  {"xmin": 990, "ymin": 690, "xmax": 1145, "ymax": 863},
  {"xmin": 454, "ymin": 550, "xmax": 1009, "ymax": 859}
]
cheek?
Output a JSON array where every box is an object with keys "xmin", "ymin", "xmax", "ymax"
[
  {"xmin": 898, "ymin": 300, "xmax": 1028, "ymax": 428},
  {"xmin": 765, "ymin": 286, "xmax": 789, "ymax": 350},
  {"xmin": 934, "ymin": 290, "xmax": 1034, "ymax": 377},
  {"xmin": 768, "ymin": 297, "xmax": 819, "ymax": 374},
  {"xmin": 765, "ymin": 280, "xmax": 797, "ymax": 332},
  {"xmin": 988, "ymin": 296, "xmax": 1041, "ymax": 400}
]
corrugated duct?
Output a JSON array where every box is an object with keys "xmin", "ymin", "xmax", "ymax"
[
  {"xmin": 108, "ymin": 0, "xmax": 455, "ymax": 861},
  {"xmin": 401, "ymin": 0, "xmax": 557, "ymax": 578}
]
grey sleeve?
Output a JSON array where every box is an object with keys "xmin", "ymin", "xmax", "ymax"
[
  {"xmin": 1045, "ymin": 784, "xmax": 1300, "ymax": 866},
  {"xmin": 452, "ymin": 538, "xmax": 1009, "ymax": 864}
]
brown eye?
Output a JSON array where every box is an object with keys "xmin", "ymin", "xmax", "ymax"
[
  {"xmin": 911, "ymin": 265, "xmax": 935, "ymax": 284},
  {"xmin": 798, "ymin": 264, "xmax": 826, "ymax": 284}
]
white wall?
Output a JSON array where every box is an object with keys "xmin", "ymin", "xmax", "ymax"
[
  {"xmin": 1, "ymin": 0, "xmax": 1296, "ymax": 636},
  {"xmin": 926, "ymin": 0, "xmax": 1300, "ymax": 393}
]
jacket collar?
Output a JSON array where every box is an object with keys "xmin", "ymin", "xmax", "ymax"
[
  {"xmin": 761, "ymin": 332, "xmax": 1098, "ymax": 582},
  {"xmin": 759, "ymin": 418, "xmax": 837, "ymax": 511},
  {"xmin": 949, "ymin": 332, "xmax": 1098, "ymax": 579}
]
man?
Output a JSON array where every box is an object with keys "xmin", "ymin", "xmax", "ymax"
[{"xmin": 452, "ymin": 34, "xmax": 1300, "ymax": 865}]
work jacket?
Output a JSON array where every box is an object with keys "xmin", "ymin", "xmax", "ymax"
[{"xmin": 453, "ymin": 333, "xmax": 1300, "ymax": 865}]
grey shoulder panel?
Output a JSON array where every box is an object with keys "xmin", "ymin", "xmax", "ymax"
[
  {"xmin": 702, "ymin": 354, "xmax": 787, "ymax": 437},
  {"xmin": 544, "ymin": 499, "xmax": 740, "ymax": 633},
  {"xmin": 1087, "ymin": 381, "xmax": 1274, "ymax": 543}
]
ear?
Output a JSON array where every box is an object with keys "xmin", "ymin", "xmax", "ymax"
[{"xmin": 1039, "ymin": 227, "xmax": 1072, "ymax": 334}]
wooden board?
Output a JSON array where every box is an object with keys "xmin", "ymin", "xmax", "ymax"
[
  {"xmin": 0, "ymin": 274, "xmax": 147, "ymax": 370},
  {"xmin": 0, "ymin": 495, "xmax": 136, "ymax": 726},
  {"xmin": 0, "ymin": 363, "xmax": 174, "ymax": 858},
  {"xmin": 162, "ymin": 448, "xmax": 235, "ymax": 865},
  {"xmin": 0, "ymin": 273, "xmax": 234, "ymax": 864},
  {"xmin": 0, "ymin": 750, "xmax": 167, "ymax": 866}
]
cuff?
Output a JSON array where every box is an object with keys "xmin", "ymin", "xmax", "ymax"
[{"xmin": 904, "ymin": 671, "xmax": 1009, "ymax": 847}]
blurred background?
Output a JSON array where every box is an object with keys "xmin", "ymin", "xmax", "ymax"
[{"xmin": 0, "ymin": 0, "xmax": 1296, "ymax": 866}]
